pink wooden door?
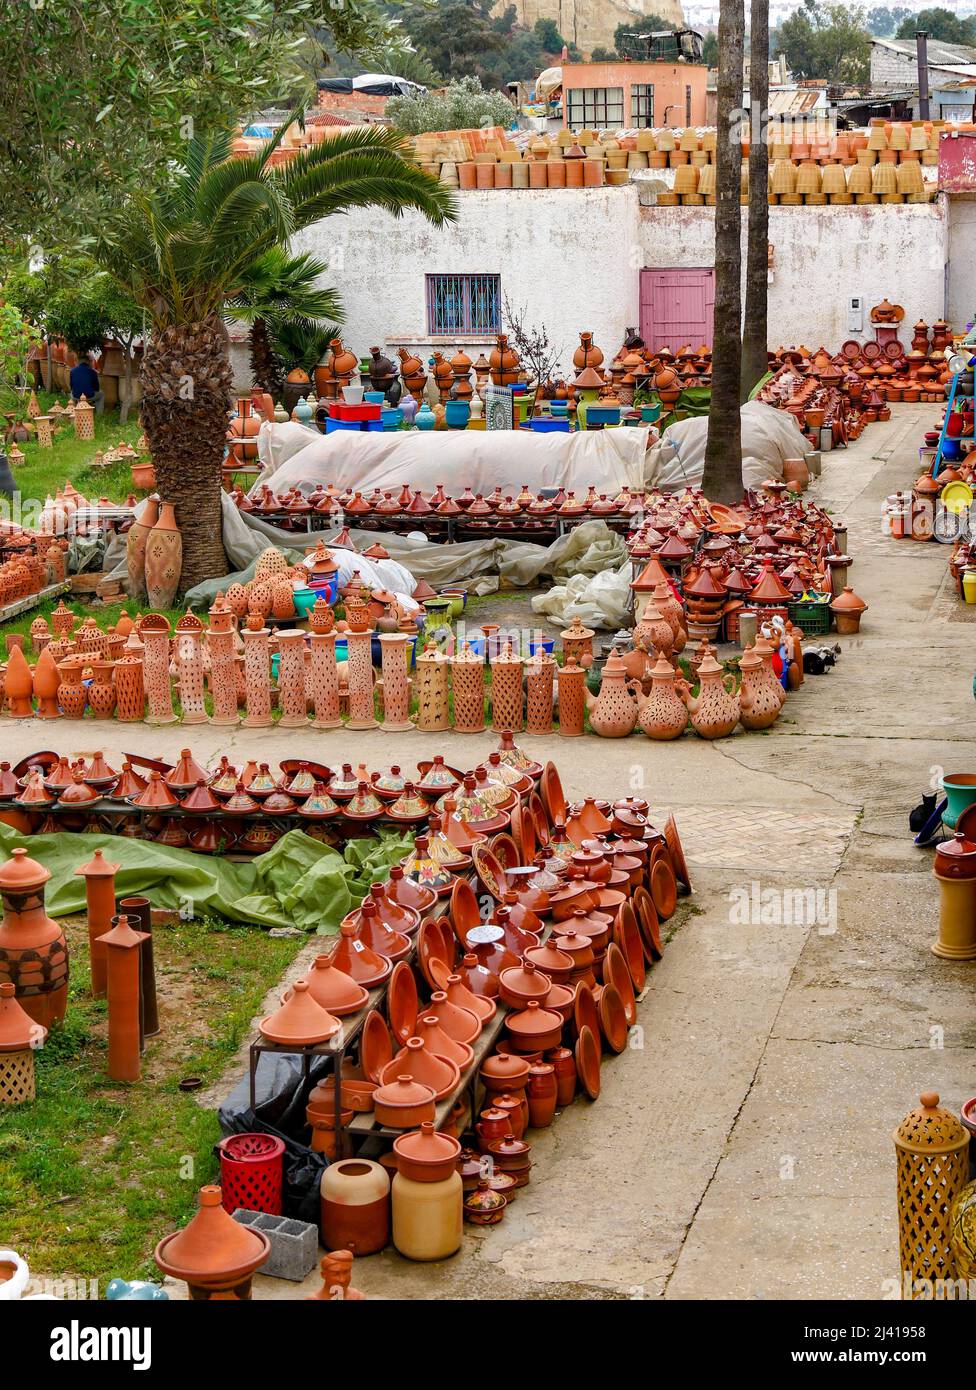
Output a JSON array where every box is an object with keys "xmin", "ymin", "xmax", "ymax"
[{"xmin": 639, "ymin": 268, "xmax": 715, "ymax": 350}]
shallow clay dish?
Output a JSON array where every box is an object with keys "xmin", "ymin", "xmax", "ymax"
[
  {"xmin": 632, "ymin": 885, "xmax": 662, "ymax": 963},
  {"xmin": 575, "ymin": 1024, "xmax": 601, "ymax": 1100},
  {"xmin": 472, "ymin": 843, "xmax": 507, "ymax": 902},
  {"xmin": 360, "ymin": 1008, "xmax": 394, "ymax": 1084},
  {"xmin": 574, "ymin": 981, "xmax": 600, "ymax": 1041},
  {"xmin": 602, "ymin": 942, "xmax": 637, "ymax": 1026},
  {"xmin": 664, "ymin": 813, "xmax": 691, "ymax": 892},
  {"xmin": 509, "ymin": 801, "xmax": 534, "ymax": 864},
  {"xmin": 490, "ymin": 831, "xmax": 521, "ymax": 871},
  {"xmin": 540, "ymin": 761, "xmax": 566, "ymax": 825},
  {"xmin": 529, "ymin": 792, "xmax": 550, "ymax": 846},
  {"xmin": 387, "ymin": 960, "xmax": 418, "ymax": 1045},
  {"xmin": 650, "ymin": 857, "xmax": 678, "ymax": 921},
  {"xmin": 598, "ymin": 982, "xmax": 629, "ymax": 1054},
  {"xmin": 451, "ymin": 877, "xmax": 482, "ymax": 948},
  {"xmin": 613, "ymin": 902, "xmax": 646, "ymax": 993}
]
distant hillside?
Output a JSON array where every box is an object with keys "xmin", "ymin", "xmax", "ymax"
[{"xmin": 496, "ymin": 0, "xmax": 686, "ymax": 58}]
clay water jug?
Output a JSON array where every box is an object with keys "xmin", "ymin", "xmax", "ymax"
[
  {"xmin": 684, "ymin": 651, "xmax": 740, "ymax": 739},
  {"xmin": 633, "ymin": 597, "xmax": 674, "ymax": 657},
  {"xmin": 737, "ymin": 645, "xmax": 783, "ymax": 730},
  {"xmin": 584, "ymin": 652, "xmax": 639, "ymax": 738},
  {"xmin": 635, "ymin": 653, "xmax": 690, "ymax": 740},
  {"xmin": 125, "ymin": 494, "xmax": 159, "ymax": 599}
]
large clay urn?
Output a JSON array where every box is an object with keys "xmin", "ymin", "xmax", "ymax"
[
  {"xmin": 0, "ymin": 848, "xmax": 69, "ymax": 1028},
  {"xmin": 684, "ymin": 651, "xmax": 740, "ymax": 739},
  {"xmin": 488, "ymin": 334, "xmax": 520, "ymax": 386},
  {"xmin": 145, "ymin": 501, "xmax": 182, "ymax": 609},
  {"xmin": 635, "ymin": 653, "xmax": 689, "ymax": 740},
  {"xmin": 583, "ymin": 652, "xmax": 639, "ymax": 737},
  {"xmin": 155, "ymin": 1185, "xmax": 271, "ymax": 1299},
  {"xmin": 573, "ymin": 332, "xmax": 604, "ymax": 372},
  {"xmin": 125, "ymin": 494, "xmax": 159, "ymax": 599}
]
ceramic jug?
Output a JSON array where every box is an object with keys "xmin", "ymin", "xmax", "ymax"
[
  {"xmin": 684, "ymin": 651, "xmax": 740, "ymax": 739},
  {"xmin": 583, "ymin": 652, "xmax": 639, "ymax": 738},
  {"xmin": 635, "ymin": 653, "xmax": 689, "ymax": 740}
]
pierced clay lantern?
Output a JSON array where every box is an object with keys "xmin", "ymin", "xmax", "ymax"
[
  {"xmin": 893, "ymin": 1092, "xmax": 970, "ymax": 1297},
  {"xmin": 0, "ymin": 982, "xmax": 46, "ymax": 1104}
]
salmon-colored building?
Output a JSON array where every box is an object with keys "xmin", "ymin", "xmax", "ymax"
[{"xmin": 561, "ymin": 61, "xmax": 708, "ymax": 129}]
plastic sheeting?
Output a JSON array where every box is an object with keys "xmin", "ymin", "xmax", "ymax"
[
  {"xmin": 531, "ymin": 561, "xmax": 632, "ymax": 632},
  {"xmin": 645, "ymin": 401, "xmax": 810, "ymax": 491},
  {"xmin": 251, "ymin": 420, "xmax": 651, "ymax": 499},
  {"xmin": 0, "ymin": 824, "xmax": 415, "ymax": 931}
]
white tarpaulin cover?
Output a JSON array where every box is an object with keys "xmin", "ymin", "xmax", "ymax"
[
  {"xmin": 251, "ymin": 422, "xmax": 651, "ymax": 499},
  {"xmin": 645, "ymin": 401, "xmax": 810, "ymax": 491}
]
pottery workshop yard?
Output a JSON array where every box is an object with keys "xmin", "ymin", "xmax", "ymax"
[{"xmin": 3, "ymin": 12, "xmax": 976, "ymax": 1335}]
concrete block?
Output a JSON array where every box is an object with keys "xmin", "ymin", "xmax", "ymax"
[{"xmin": 232, "ymin": 1209, "xmax": 319, "ymax": 1281}]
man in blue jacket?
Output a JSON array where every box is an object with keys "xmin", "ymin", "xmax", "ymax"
[{"xmin": 69, "ymin": 357, "xmax": 105, "ymax": 413}]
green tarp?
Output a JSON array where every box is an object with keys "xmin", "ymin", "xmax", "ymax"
[{"xmin": 0, "ymin": 824, "xmax": 416, "ymax": 933}]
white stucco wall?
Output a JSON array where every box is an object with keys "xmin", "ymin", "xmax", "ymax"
[
  {"xmin": 948, "ymin": 198, "xmax": 976, "ymax": 332},
  {"xmin": 637, "ymin": 198, "xmax": 948, "ymax": 347},
  {"xmin": 230, "ymin": 187, "xmax": 950, "ymax": 386}
]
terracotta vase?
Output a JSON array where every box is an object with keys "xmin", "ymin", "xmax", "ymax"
[
  {"xmin": 114, "ymin": 653, "xmax": 145, "ymax": 722},
  {"xmin": 87, "ymin": 660, "xmax": 117, "ymax": 719},
  {"xmin": 140, "ymin": 618, "xmax": 176, "ymax": 724},
  {"xmin": 32, "ymin": 646, "xmax": 61, "ymax": 719},
  {"xmin": 0, "ymin": 848, "xmax": 69, "ymax": 1028},
  {"xmin": 145, "ymin": 501, "xmax": 182, "ymax": 608},
  {"xmin": 174, "ymin": 614, "xmax": 206, "ymax": 723},
  {"xmin": 737, "ymin": 646, "xmax": 782, "ymax": 730},
  {"xmin": 125, "ymin": 495, "xmax": 159, "ymax": 599},
  {"xmin": 4, "ymin": 646, "xmax": 33, "ymax": 718},
  {"xmin": 685, "ymin": 652, "xmax": 740, "ymax": 738},
  {"xmin": 56, "ymin": 655, "xmax": 88, "ymax": 719},
  {"xmin": 276, "ymin": 629, "xmax": 309, "ymax": 727},
  {"xmin": 527, "ymin": 1062, "xmax": 558, "ymax": 1127},
  {"xmin": 636, "ymin": 653, "xmax": 689, "ymax": 740}
]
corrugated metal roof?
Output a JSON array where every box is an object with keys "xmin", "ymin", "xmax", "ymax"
[
  {"xmin": 872, "ymin": 37, "xmax": 976, "ymax": 65},
  {"xmin": 766, "ymin": 88, "xmax": 823, "ymax": 115}
]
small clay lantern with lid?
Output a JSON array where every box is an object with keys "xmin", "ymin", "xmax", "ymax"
[{"xmin": 893, "ymin": 1092, "xmax": 970, "ymax": 1296}]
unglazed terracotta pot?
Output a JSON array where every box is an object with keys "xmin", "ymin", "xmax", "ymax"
[
  {"xmin": 585, "ymin": 653, "xmax": 639, "ymax": 737},
  {"xmin": 555, "ymin": 658, "xmax": 586, "ymax": 737},
  {"xmin": 525, "ymin": 651, "xmax": 555, "ymax": 735},
  {"xmin": 0, "ymin": 848, "xmax": 69, "ymax": 1028},
  {"xmin": 87, "ymin": 660, "xmax": 117, "ymax": 719},
  {"xmin": 320, "ymin": 1159, "xmax": 391, "ymax": 1255},
  {"xmin": 737, "ymin": 646, "xmax": 782, "ymax": 730},
  {"xmin": 685, "ymin": 652, "xmax": 740, "ymax": 739},
  {"xmin": 145, "ymin": 501, "xmax": 182, "ymax": 608},
  {"xmin": 56, "ymin": 655, "xmax": 88, "ymax": 719},
  {"xmin": 635, "ymin": 654, "xmax": 689, "ymax": 740},
  {"xmin": 125, "ymin": 495, "xmax": 159, "ymax": 599},
  {"xmin": 414, "ymin": 642, "xmax": 450, "ymax": 732}
]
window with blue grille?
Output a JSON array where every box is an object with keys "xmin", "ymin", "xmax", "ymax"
[{"xmin": 425, "ymin": 274, "xmax": 501, "ymax": 336}]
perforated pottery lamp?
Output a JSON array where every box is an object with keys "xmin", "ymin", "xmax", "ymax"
[
  {"xmin": 0, "ymin": 982, "xmax": 46, "ymax": 1105},
  {"xmin": 893, "ymin": 1092, "xmax": 970, "ymax": 1296}
]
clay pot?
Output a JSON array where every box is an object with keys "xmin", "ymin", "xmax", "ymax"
[
  {"xmin": 320, "ymin": 1159, "xmax": 390, "ymax": 1255},
  {"xmin": 0, "ymin": 848, "xmax": 69, "ymax": 1027},
  {"xmin": 155, "ymin": 1185, "xmax": 270, "ymax": 1299},
  {"xmin": 527, "ymin": 1061, "xmax": 558, "ymax": 1127},
  {"xmin": 145, "ymin": 501, "xmax": 182, "ymax": 608}
]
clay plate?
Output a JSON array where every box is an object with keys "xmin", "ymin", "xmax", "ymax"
[
  {"xmin": 650, "ymin": 857, "xmax": 678, "ymax": 921},
  {"xmin": 575, "ymin": 1024, "xmax": 601, "ymax": 1100},
  {"xmin": 598, "ymin": 982, "xmax": 629, "ymax": 1054},
  {"xmin": 602, "ymin": 941, "xmax": 637, "ymax": 1026},
  {"xmin": 490, "ymin": 832, "xmax": 521, "ymax": 871},
  {"xmin": 509, "ymin": 801, "xmax": 535, "ymax": 864},
  {"xmin": 574, "ymin": 981, "xmax": 600, "ymax": 1041},
  {"xmin": 387, "ymin": 960, "xmax": 419, "ymax": 1045},
  {"xmin": 664, "ymin": 813, "xmax": 691, "ymax": 892},
  {"xmin": 472, "ymin": 843, "xmax": 507, "ymax": 901},
  {"xmin": 451, "ymin": 877, "xmax": 482, "ymax": 949},
  {"xmin": 417, "ymin": 917, "xmax": 455, "ymax": 991},
  {"xmin": 632, "ymin": 884, "xmax": 663, "ymax": 962},
  {"xmin": 613, "ymin": 901, "xmax": 646, "ymax": 993},
  {"xmin": 540, "ymin": 762, "xmax": 566, "ymax": 826},
  {"xmin": 360, "ymin": 1008, "xmax": 394, "ymax": 1084},
  {"xmin": 862, "ymin": 340, "xmax": 881, "ymax": 361},
  {"xmin": 529, "ymin": 792, "xmax": 550, "ymax": 847}
]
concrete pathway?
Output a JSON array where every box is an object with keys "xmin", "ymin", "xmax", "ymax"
[{"xmin": 41, "ymin": 406, "xmax": 976, "ymax": 1300}]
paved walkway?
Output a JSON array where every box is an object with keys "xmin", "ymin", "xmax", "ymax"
[{"xmin": 47, "ymin": 406, "xmax": 976, "ymax": 1300}]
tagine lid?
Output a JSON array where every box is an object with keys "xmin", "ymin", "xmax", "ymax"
[
  {"xmin": 829, "ymin": 585, "xmax": 867, "ymax": 613},
  {"xmin": 155, "ymin": 1185, "xmax": 270, "ymax": 1280},
  {"xmin": 74, "ymin": 847, "xmax": 121, "ymax": 878},
  {"xmin": 260, "ymin": 980, "xmax": 341, "ymax": 1045},
  {"xmin": 373, "ymin": 1074, "xmax": 436, "ymax": 1109},
  {"xmin": 0, "ymin": 982, "xmax": 46, "ymax": 1052},
  {"xmin": 892, "ymin": 1093, "xmax": 968, "ymax": 1153},
  {"xmin": 393, "ymin": 1119, "xmax": 461, "ymax": 1167}
]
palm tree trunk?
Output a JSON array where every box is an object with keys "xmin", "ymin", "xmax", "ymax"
[
  {"xmin": 702, "ymin": 0, "xmax": 746, "ymax": 503},
  {"xmin": 249, "ymin": 317, "xmax": 281, "ymax": 396},
  {"xmin": 741, "ymin": 0, "xmax": 770, "ymax": 402},
  {"xmin": 139, "ymin": 316, "xmax": 232, "ymax": 590}
]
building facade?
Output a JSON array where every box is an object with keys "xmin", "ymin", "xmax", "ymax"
[{"xmin": 560, "ymin": 60, "xmax": 708, "ymax": 129}]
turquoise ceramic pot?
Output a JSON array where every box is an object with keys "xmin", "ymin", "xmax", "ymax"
[
  {"xmin": 942, "ymin": 773, "xmax": 976, "ymax": 828},
  {"xmin": 415, "ymin": 403, "xmax": 436, "ymax": 430},
  {"xmin": 445, "ymin": 400, "xmax": 470, "ymax": 429}
]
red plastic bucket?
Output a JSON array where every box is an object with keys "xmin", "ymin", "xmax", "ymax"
[{"xmin": 218, "ymin": 1132, "xmax": 286, "ymax": 1214}]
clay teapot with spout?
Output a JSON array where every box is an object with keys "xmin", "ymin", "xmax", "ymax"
[
  {"xmin": 584, "ymin": 652, "xmax": 639, "ymax": 738},
  {"xmin": 635, "ymin": 653, "xmax": 690, "ymax": 740},
  {"xmin": 683, "ymin": 650, "xmax": 740, "ymax": 739}
]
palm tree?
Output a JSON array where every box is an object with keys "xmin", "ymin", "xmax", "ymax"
[
  {"xmin": 702, "ymin": 0, "xmax": 745, "ymax": 503},
  {"xmin": 740, "ymin": 0, "xmax": 770, "ymax": 401},
  {"xmin": 96, "ymin": 125, "xmax": 456, "ymax": 588},
  {"xmin": 228, "ymin": 247, "xmax": 343, "ymax": 397}
]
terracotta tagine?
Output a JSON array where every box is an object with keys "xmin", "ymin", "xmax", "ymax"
[{"xmin": 155, "ymin": 1185, "xmax": 271, "ymax": 1299}]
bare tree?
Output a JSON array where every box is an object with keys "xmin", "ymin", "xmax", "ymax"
[
  {"xmin": 702, "ymin": 0, "xmax": 745, "ymax": 502},
  {"xmin": 741, "ymin": 0, "xmax": 770, "ymax": 401},
  {"xmin": 503, "ymin": 295, "xmax": 565, "ymax": 391}
]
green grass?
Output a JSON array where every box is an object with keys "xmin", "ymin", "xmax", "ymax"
[
  {"xmin": 9, "ymin": 391, "xmax": 144, "ymax": 508},
  {"xmin": 0, "ymin": 912, "xmax": 305, "ymax": 1284}
]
